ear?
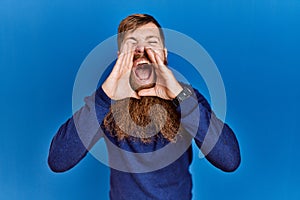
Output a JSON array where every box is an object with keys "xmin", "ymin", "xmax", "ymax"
[{"xmin": 117, "ymin": 51, "xmax": 120, "ymax": 56}]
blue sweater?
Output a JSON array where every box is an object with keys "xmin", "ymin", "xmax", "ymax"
[{"xmin": 48, "ymin": 86, "xmax": 241, "ymax": 200}]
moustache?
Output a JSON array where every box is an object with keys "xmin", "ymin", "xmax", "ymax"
[{"xmin": 133, "ymin": 52, "xmax": 151, "ymax": 62}]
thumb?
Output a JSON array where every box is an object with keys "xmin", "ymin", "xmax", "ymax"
[{"xmin": 130, "ymin": 91, "xmax": 141, "ymax": 99}]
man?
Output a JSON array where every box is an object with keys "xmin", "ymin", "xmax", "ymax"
[{"xmin": 48, "ymin": 14, "xmax": 241, "ymax": 199}]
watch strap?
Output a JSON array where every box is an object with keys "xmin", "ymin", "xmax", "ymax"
[{"xmin": 172, "ymin": 86, "xmax": 193, "ymax": 107}]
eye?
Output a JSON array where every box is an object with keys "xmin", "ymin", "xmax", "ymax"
[
  {"xmin": 128, "ymin": 40, "xmax": 137, "ymax": 45},
  {"xmin": 148, "ymin": 41, "xmax": 158, "ymax": 45},
  {"xmin": 125, "ymin": 38, "xmax": 137, "ymax": 45}
]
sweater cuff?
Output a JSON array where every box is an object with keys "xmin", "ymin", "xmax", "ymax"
[{"xmin": 176, "ymin": 94, "xmax": 199, "ymax": 117}]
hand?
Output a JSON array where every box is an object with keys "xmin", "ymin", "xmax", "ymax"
[
  {"xmin": 102, "ymin": 44, "xmax": 139, "ymax": 100},
  {"xmin": 138, "ymin": 48, "xmax": 183, "ymax": 100}
]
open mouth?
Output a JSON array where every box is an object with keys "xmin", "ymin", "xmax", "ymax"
[
  {"xmin": 134, "ymin": 63, "xmax": 153, "ymax": 80},
  {"xmin": 130, "ymin": 53, "xmax": 157, "ymax": 91},
  {"xmin": 133, "ymin": 53, "xmax": 153, "ymax": 81}
]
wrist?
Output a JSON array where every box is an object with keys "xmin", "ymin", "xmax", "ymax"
[
  {"xmin": 101, "ymin": 81, "xmax": 114, "ymax": 99},
  {"xmin": 168, "ymin": 82, "xmax": 183, "ymax": 99},
  {"xmin": 172, "ymin": 85, "xmax": 193, "ymax": 107}
]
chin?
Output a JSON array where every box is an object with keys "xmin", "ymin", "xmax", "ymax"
[{"xmin": 134, "ymin": 82, "xmax": 156, "ymax": 92}]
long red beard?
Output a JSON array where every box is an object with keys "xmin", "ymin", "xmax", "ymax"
[{"xmin": 103, "ymin": 97, "xmax": 181, "ymax": 143}]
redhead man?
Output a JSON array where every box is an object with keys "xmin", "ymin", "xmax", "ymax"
[{"xmin": 48, "ymin": 14, "xmax": 241, "ymax": 200}]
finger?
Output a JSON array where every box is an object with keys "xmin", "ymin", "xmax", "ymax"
[
  {"xmin": 145, "ymin": 48, "xmax": 157, "ymax": 64},
  {"xmin": 154, "ymin": 52, "xmax": 164, "ymax": 66},
  {"xmin": 111, "ymin": 52, "xmax": 126, "ymax": 74},
  {"xmin": 121, "ymin": 44, "xmax": 133, "ymax": 70},
  {"xmin": 125, "ymin": 45, "xmax": 134, "ymax": 70},
  {"xmin": 153, "ymin": 52, "xmax": 170, "ymax": 74},
  {"xmin": 130, "ymin": 91, "xmax": 141, "ymax": 99},
  {"xmin": 138, "ymin": 88, "xmax": 157, "ymax": 97}
]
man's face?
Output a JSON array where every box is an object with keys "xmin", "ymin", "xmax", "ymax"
[{"xmin": 120, "ymin": 23, "xmax": 167, "ymax": 92}]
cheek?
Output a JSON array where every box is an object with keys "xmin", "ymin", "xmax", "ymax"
[{"xmin": 120, "ymin": 42, "xmax": 136, "ymax": 52}]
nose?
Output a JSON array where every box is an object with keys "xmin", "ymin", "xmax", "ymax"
[{"xmin": 135, "ymin": 45, "xmax": 145, "ymax": 54}]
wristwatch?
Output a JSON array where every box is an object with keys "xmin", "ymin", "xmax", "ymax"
[{"xmin": 172, "ymin": 86, "xmax": 193, "ymax": 107}]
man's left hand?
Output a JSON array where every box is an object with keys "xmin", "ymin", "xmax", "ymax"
[{"xmin": 138, "ymin": 48, "xmax": 183, "ymax": 100}]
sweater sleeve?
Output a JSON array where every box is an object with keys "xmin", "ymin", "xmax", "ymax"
[
  {"xmin": 48, "ymin": 87, "xmax": 111, "ymax": 172},
  {"xmin": 177, "ymin": 85, "xmax": 241, "ymax": 172}
]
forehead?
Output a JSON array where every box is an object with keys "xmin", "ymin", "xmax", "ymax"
[{"xmin": 124, "ymin": 23, "xmax": 161, "ymax": 39}]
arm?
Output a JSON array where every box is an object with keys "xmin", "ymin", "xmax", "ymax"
[
  {"xmin": 177, "ymin": 86, "xmax": 241, "ymax": 172},
  {"xmin": 138, "ymin": 49, "xmax": 241, "ymax": 172},
  {"xmin": 48, "ymin": 44, "xmax": 137, "ymax": 172},
  {"xmin": 48, "ymin": 87, "xmax": 111, "ymax": 172},
  {"xmin": 129, "ymin": 48, "xmax": 241, "ymax": 172}
]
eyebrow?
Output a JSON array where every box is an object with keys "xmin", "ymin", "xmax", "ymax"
[{"xmin": 145, "ymin": 36, "xmax": 160, "ymax": 40}]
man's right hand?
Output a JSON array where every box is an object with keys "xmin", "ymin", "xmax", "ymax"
[{"xmin": 102, "ymin": 44, "xmax": 140, "ymax": 100}]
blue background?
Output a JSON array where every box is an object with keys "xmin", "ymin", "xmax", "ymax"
[{"xmin": 1, "ymin": 0, "xmax": 300, "ymax": 199}]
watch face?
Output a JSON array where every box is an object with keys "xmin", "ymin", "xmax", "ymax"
[{"xmin": 177, "ymin": 87, "xmax": 192, "ymax": 102}]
